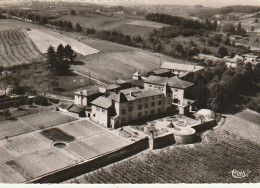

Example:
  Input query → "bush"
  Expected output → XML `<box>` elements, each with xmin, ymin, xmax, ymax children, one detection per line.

<box><xmin>218</xmin><ymin>46</ymin><xmax>228</xmax><ymax>57</ymax></box>
<box><xmin>33</xmin><ymin>96</ymin><xmax>49</xmax><ymax>106</ymax></box>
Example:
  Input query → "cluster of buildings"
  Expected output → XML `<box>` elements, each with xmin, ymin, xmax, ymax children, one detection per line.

<box><xmin>72</xmin><ymin>62</ymin><xmax>205</xmax><ymax>129</ymax></box>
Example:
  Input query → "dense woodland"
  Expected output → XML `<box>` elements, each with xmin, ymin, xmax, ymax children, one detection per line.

<box><xmin>184</xmin><ymin>62</ymin><xmax>260</xmax><ymax>112</ymax></box>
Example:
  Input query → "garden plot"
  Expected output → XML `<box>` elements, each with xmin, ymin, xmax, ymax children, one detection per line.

<box><xmin>0</xmin><ymin>29</ymin><xmax>41</xmax><ymax>67</ymax></box>
<box><xmin>68</xmin><ymin>131</ymin><xmax>130</xmax><ymax>160</ymax></box>
<box><xmin>0</xmin><ymin>132</ymin><xmax>51</xmax><ymax>163</ymax></box>
<box><xmin>0</xmin><ymin>147</ymin><xmax>81</xmax><ymax>183</ymax></box>
<box><xmin>57</xmin><ymin>120</ymin><xmax>106</xmax><ymax>140</ymax></box>
<box><xmin>127</xmin><ymin>20</ymin><xmax>170</xmax><ymax>28</ymax></box>
<box><xmin>26</xmin><ymin>29</ymin><xmax>99</xmax><ymax>56</ymax></box>
<box><xmin>0</xmin><ymin>119</ymin><xmax>34</xmax><ymax>140</ymax></box>
<box><xmin>20</xmin><ymin>111</ymin><xmax>78</xmax><ymax>130</ymax></box>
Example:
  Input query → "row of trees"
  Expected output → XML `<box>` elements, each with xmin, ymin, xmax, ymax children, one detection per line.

<box><xmin>47</xmin><ymin>44</ymin><xmax>76</xmax><ymax>75</ymax></box>
<box><xmin>184</xmin><ymin>61</ymin><xmax>260</xmax><ymax>112</ymax></box>
<box><xmin>145</xmin><ymin>13</ymin><xmax>217</xmax><ymax>30</ymax></box>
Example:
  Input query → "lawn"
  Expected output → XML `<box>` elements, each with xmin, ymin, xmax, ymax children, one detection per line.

<box><xmin>67</xmin><ymin>125</ymin><xmax>260</xmax><ymax>183</ymax></box>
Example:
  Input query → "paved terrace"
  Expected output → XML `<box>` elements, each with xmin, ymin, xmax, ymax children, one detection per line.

<box><xmin>0</xmin><ymin>111</ymin><xmax>131</xmax><ymax>183</ymax></box>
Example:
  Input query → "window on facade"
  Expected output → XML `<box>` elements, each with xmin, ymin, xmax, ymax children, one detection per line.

<box><xmin>93</xmin><ymin>114</ymin><xmax>96</xmax><ymax>117</ymax></box>
<box><xmin>138</xmin><ymin>112</ymin><xmax>142</xmax><ymax>118</ymax></box>
<box><xmin>151</xmin><ymin>102</ymin><xmax>155</xmax><ymax>107</ymax></box>
<box><xmin>129</xmin><ymin>101</ymin><xmax>132</xmax><ymax>105</ymax></box>
<box><xmin>159</xmin><ymin>95</ymin><xmax>162</xmax><ymax>98</ymax></box>
<box><xmin>128</xmin><ymin>106</ymin><xmax>133</xmax><ymax>112</ymax></box>
<box><xmin>149</xmin><ymin>85</ymin><xmax>152</xmax><ymax>87</ymax></box>
<box><xmin>145</xmin><ymin>103</ymin><xmax>149</xmax><ymax>108</ymax></box>
<box><xmin>102</xmin><ymin>109</ymin><xmax>105</xmax><ymax>113</ymax></box>
<box><xmin>158</xmin><ymin>108</ymin><xmax>161</xmax><ymax>113</ymax></box>
<box><xmin>96</xmin><ymin>107</ymin><xmax>100</xmax><ymax>111</ymax></box>
<box><xmin>174</xmin><ymin>89</ymin><xmax>178</xmax><ymax>92</ymax></box>
<box><xmin>138</xmin><ymin>105</ymin><xmax>142</xmax><ymax>110</ymax></box>
<box><xmin>173</xmin><ymin>98</ymin><xmax>179</xmax><ymax>104</ymax></box>
<box><xmin>122</xmin><ymin>109</ymin><xmax>126</xmax><ymax>115</ymax></box>
<box><xmin>152</xmin><ymin>96</ymin><xmax>155</xmax><ymax>100</ymax></box>
<box><xmin>158</xmin><ymin>101</ymin><xmax>162</xmax><ymax>105</ymax></box>
<box><xmin>145</xmin><ymin>111</ymin><xmax>148</xmax><ymax>115</ymax></box>
<box><xmin>139</xmin><ymin>99</ymin><xmax>142</xmax><ymax>103</ymax></box>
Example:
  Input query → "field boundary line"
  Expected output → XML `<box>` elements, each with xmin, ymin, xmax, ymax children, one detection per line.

<box><xmin>73</xmin><ymin>71</ymin><xmax>107</xmax><ymax>85</ymax></box>
<box><xmin>18</xmin><ymin>118</ymin><xmax>38</xmax><ymax>131</ymax></box>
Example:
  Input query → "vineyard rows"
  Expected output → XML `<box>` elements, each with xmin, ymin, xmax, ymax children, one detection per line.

<box><xmin>68</xmin><ymin>128</ymin><xmax>260</xmax><ymax>183</ymax></box>
<box><xmin>0</xmin><ymin>29</ymin><xmax>41</xmax><ymax>67</ymax></box>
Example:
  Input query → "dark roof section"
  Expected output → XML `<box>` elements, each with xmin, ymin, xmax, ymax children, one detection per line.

<box><xmin>59</xmin><ymin>102</ymin><xmax>73</xmax><ymax>109</ymax></box>
<box><xmin>114</xmin><ymin>79</ymin><xmax>129</xmax><ymax>85</ymax></box>
<box><xmin>105</xmin><ymin>83</ymin><xmax>121</xmax><ymax>91</ymax></box>
<box><xmin>145</xmin><ymin>75</ymin><xmax>194</xmax><ymax>89</ymax></box>
<box><xmin>91</xmin><ymin>96</ymin><xmax>112</xmax><ymax>109</ymax></box>
<box><xmin>68</xmin><ymin>104</ymin><xmax>85</xmax><ymax>113</ymax></box>
<box><xmin>129</xmin><ymin>79</ymin><xmax>144</xmax><ymax>88</ymax></box>
<box><xmin>161</xmin><ymin>62</ymin><xmax>204</xmax><ymax>72</ymax></box>
<box><xmin>152</xmin><ymin>68</ymin><xmax>171</xmax><ymax>75</ymax></box>
<box><xmin>75</xmin><ymin>87</ymin><xmax>100</xmax><ymax>97</ymax></box>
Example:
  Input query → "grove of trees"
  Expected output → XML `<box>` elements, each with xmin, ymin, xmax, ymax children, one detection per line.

<box><xmin>184</xmin><ymin>61</ymin><xmax>260</xmax><ymax>112</ymax></box>
<box><xmin>47</xmin><ymin>44</ymin><xmax>76</xmax><ymax>75</ymax></box>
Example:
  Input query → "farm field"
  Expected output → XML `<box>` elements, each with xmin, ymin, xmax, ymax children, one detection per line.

<box><xmin>223</xmin><ymin>112</ymin><xmax>260</xmax><ymax>145</ymax></box>
<box><xmin>0</xmin><ymin>29</ymin><xmax>42</xmax><ymax>67</ymax></box>
<box><xmin>26</xmin><ymin>29</ymin><xmax>99</xmax><ymax>56</ymax></box>
<box><xmin>127</xmin><ymin>20</ymin><xmax>170</xmax><ymax>28</ymax></box>
<box><xmin>0</xmin><ymin>19</ymin><xmax>184</xmax><ymax>83</ymax></box>
<box><xmin>55</xmin><ymin>14</ymin><xmax>155</xmax><ymax>37</ymax></box>
<box><xmin>62</xmin><ymin>31</ymin><xmax>190</xmax><ymax>81</ymax></box>
<box><xmin>67</xmin><ymin>121</ymin><xmax>260</xmax><ymax>183</ymax></box>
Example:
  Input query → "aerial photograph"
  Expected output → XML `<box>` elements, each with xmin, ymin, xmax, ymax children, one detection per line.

<box><xmin>0</xmin><ymin>0</ymin><xmax>259</xmax><ymax>185</ymax></box>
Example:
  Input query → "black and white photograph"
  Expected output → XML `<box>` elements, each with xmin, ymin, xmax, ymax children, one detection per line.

<box><xmin>0</xmin><ymin>0</ymin><xmax>259</xmax><ymax>185</ymax></box>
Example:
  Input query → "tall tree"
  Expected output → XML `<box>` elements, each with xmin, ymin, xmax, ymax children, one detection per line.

<box><xmin>64</xmin><ymin>44</ymin><xmax>76</xmax><ymax>63</ymax></box>
<box><xmin>47</xmin><ymin>45</ymin><xmax>56</xmax><ymax>73</ymax></box>
<box><xmin>237</xmin><ymin>22</ymin><xmax>242</xmax><ymax>34</ymax></box>
<box><xmin>75</xmin><ymin>23</ymin><xmax>82</xmax><ymax>32</ymax></box>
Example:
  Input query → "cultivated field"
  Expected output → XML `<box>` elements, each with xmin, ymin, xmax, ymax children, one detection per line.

<box><xmin>63</xmin><ymin>31</ymin><xmax>189</xmax><ymax>81</ymax></box>
<box><xmin>127</xmin><ymin>20</ymin><xmax>170</xmax><ymax>28</ymax></box>
<box><xmin>223</xmin><ymin>110</ymin><xmax>260</xmax><ymax>145</ymax></box>
<box><xmin>67</xmin><ymin>124</ymin><xmax>260</xmax><ymax>183</ymax></box>
<box><xmin>55</xmin><ymin>14</ymin><xmax>154</xmax><ymax>37</ymax></box>
<box><xmin>0</xmin><ymin>29</ymin><xmax>41</xmax><ymax>67</ymax></box>
<box><xmin>0</xmin><ymin>19</ymin><xmax>186</xmax><ymax>83</ymax></box>
<box><xmin>26</xmin><ymin>29</ymin><xmax>99</xmax><ymax>56</ymax></box>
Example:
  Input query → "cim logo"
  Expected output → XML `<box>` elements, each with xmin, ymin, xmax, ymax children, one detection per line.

<box><xmin>229</xmin><ymin>169</ymin><xmax>251</xmax><ymax>179</ymax></box>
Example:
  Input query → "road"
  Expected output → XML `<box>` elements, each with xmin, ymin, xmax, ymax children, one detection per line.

<box><xmin>73</xmin><ymin>70</ymin><xmax>107</xmax><ymax>86</ymax></box>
